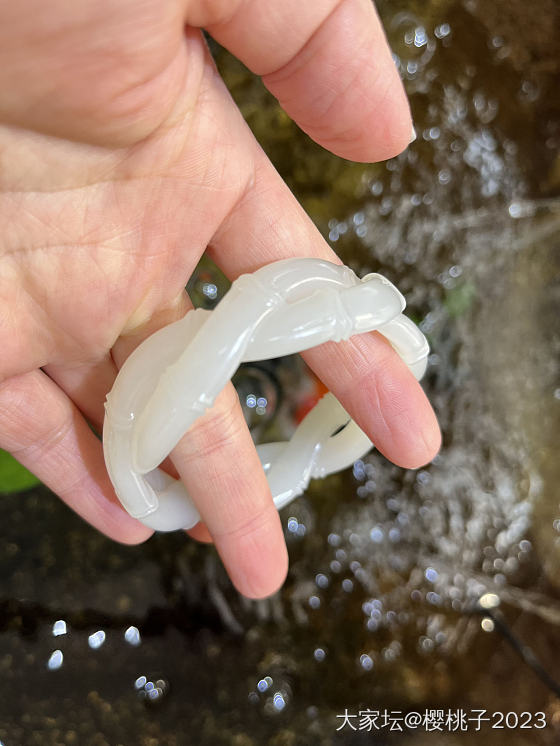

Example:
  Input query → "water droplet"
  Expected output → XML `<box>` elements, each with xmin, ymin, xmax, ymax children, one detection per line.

<box><xmin>257</xmin><ymin>677</ymin><xmax>271</xmax><ymax>692</ymax></box>
<box><xmin>52</xmin><ymin>620</ymin><xmax>67</xmax><ymax>637</ymax></box>
<box><xmin>425</xmin><ymin>567</ymin><xmax>438</xmax><ymax>583</ymax></box>
<box><xmin>314</xmin><ymin>648</ymin><xmax>326</xmax><ymax>662</ymax></box>
<box><xmin>88</xmin><ymin>630</ymin><xmax>106</xmax><ymax>650</ymax></box>
<box><xmin>287</xmin><ymin>517</ymin><xmax>298</xmax><ymax>533</ymax></box>
<box><xmin>202</xmin><ymin>283</ymin><xmax>217</xmax><ymax>300</ymax></box>
<box><xmin>315</xmin><ymin>573</ymin><xmax>329</xmax><ymax>589</ymax></box>
<box><xmin>479</xmin><ymin>593</ymin><xmax>500</xmax><ymax>609</ymax></box>
<box><xmin>481</xmin><ymin>617</ymin><xmax>495</xmax><ymax>632</ymax></box>
<box><xmin>360</xmin><ymin>654</ymin><xmax>374</xmax><ymax>671</ymax></box>
<box><xmin>47</xmin><ymin>650</ymin><xmax>63</xmax><ymax>671</ymax></box>
<box><xmin>434</xmin><ymin>23</ymin><xmax>451</xmax><ymax>39</ymax></box>
<box><xmin>124</xmin><ymin>626</ymin><xmax>141</xmax><ymax>646</ymax></box>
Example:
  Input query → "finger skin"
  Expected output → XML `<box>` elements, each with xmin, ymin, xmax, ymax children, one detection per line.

<box><xmin>171</xmin><ymin>383</ymin><xmax>289</xmax><ymax>599</ymax></box>
<box><xmin>302</xmin><ymin>337</ymin><xmax>441</xmax><ymax>469</ymax></box>
<box><xmin>43</xmin><ymin>355</ymin><xmax>118</xmax><ymax>432</ymax></box>
<box><xmin>0</xmin><ymin>369</ymin><xmax>152</xmax><ymax>544</ymax></box>
<box><xmin>44</xmin><ymin>294</ymin><xmax>195</xmax><ymax>434</ymax></box>
<box><xmin>0</xmin><ymin>0</ymin><xmax>191</xmax><ymax>146</ymax></box>
<box><xmin>187</xmin><ymin>522</ymin><xmax>213</xmax><ymax>543</ymax></box>
<box><xmin>190</xmin><ymin>0</ymin><xmax>412</xmax><ymax>161</ymax></box>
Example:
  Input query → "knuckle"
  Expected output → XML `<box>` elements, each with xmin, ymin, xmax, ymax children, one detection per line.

<box><xmin>0</xmin><ymin>376</ymin><xmax>35</xmax><ymax>450</ymax></box>
<box><xmin>212</xmin><ymin>500</ymin><xmax>276</xmax><ymax>543</ymax></box>
<box><xmin>14</xmin><ymin>414</ymin><xmax>73</xmax><ymax>459</ymax></box>
<box><xmin>338</xmin><ymin>338</ymin><xmax>395</xmax><ymax>401</ymax></box>
<box><xmin>0</xmin><ymin>373</ymin><xmax>71</xmax><ymax>454</ymax></box>
<box><xmin>0</xmin><ymin>374</ymin><xmax>27</xmax><ymax>420</ymax></box>
<box><xmin>184</xmin><ymin>384</ymin><xmax>245</xmax><ymax>461</ymax></box>
<box><xmin>190</xmin><ymin>0</ymin><xmax>244</xmax><ymax>27</ymax></box>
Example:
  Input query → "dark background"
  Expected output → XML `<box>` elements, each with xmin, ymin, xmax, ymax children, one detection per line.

<box><xmin>1</xmin><ymin>0</ymin><xmax>559</xmax><ymax>743</ymax></box>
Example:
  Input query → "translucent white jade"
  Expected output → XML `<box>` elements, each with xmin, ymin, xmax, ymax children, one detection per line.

<box><xmin>102</xmin><ymin>258</ymin><xmax>429</xmax><ymax>532</ymax></box>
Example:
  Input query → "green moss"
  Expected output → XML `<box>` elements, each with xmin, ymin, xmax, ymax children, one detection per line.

<box><xmin>0</xmin><ymin>449</ymin><xmax>40</xmax><ymax>493</ymax></box>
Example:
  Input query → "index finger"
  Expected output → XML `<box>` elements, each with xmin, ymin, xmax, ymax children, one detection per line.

<box><xmin>187</xmin><ymin>0</ymin><xmax>413</xmax><ymax>161</ymax></box>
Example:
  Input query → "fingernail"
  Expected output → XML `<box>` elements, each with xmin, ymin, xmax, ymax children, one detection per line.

<box><xmin>409</xmin><ymin>125</ymin><xmax>417</xmax><ymax>144</ymax></box>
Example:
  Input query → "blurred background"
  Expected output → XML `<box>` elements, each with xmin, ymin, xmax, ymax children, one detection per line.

<box><xmin>1</xmin><ymin>0</ymin><xmax>559</xmax><ymax>743</ymax></box>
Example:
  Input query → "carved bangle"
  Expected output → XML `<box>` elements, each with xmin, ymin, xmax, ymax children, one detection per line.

<box><xmin>102</xmin><ymin>258</ymin><xmax>429</xmax><ymax>532</ymax></box>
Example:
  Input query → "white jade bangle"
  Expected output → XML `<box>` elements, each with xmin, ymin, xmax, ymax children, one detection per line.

<box><xmin>102</xmin><ymin>258</ymin><xmax>429</xmax><ymax>532</ymax></box>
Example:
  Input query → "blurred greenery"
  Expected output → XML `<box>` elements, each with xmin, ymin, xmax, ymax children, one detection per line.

<box><xmin>0</xmin><ymin>449</ymin><xmax>40</xmax><ymax>493</ymax></box>
<box><xmin>445</xmin><ymin>281</ymin><xmax>477</xmax><ymax>318</ymax></box>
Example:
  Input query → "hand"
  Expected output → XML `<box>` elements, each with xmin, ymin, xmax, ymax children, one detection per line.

<box><xmin>0</xmin><ymin>0</ymin><xmax>440</xmax><ymax>598</ymax></box>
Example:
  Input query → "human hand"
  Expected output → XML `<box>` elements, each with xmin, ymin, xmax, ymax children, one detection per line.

<box><xmin>0</xmin><ymin>0</ymin><xmax>440</xmax><ymax>598</ymax></box>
